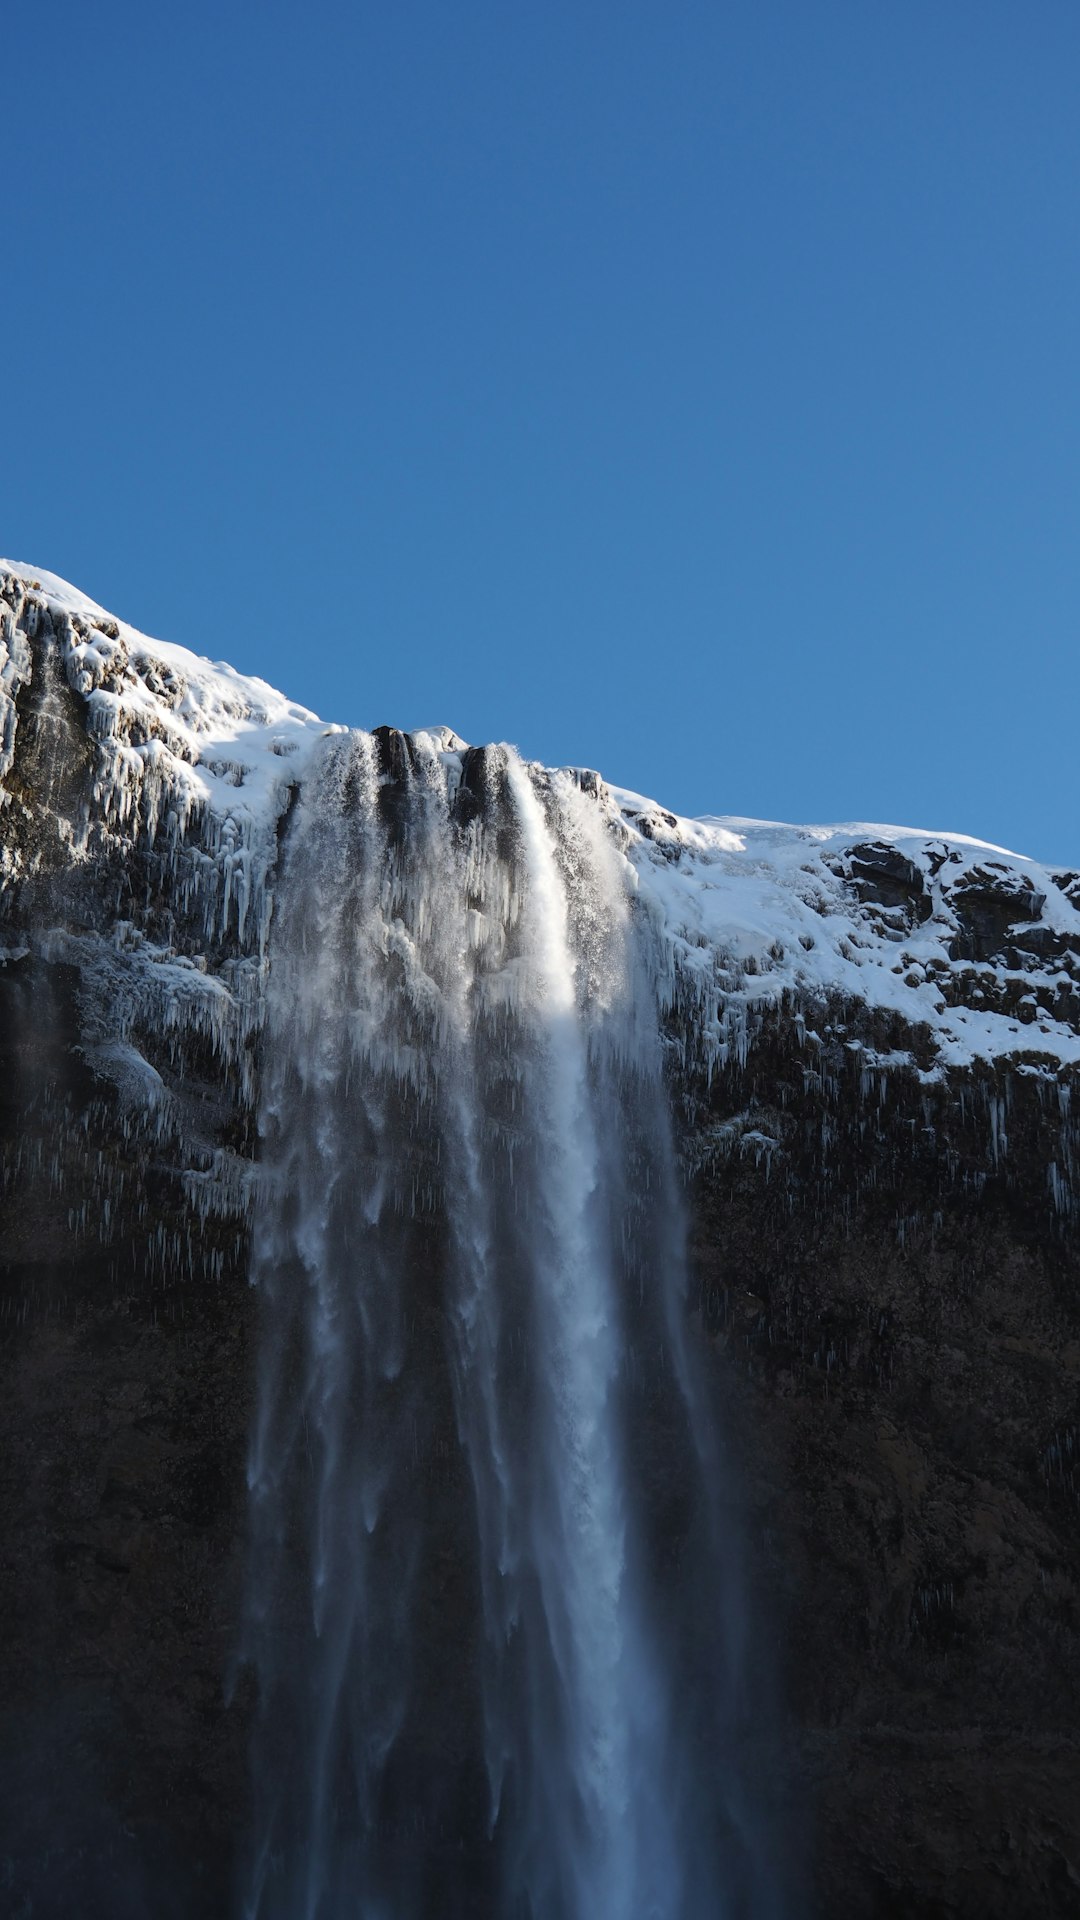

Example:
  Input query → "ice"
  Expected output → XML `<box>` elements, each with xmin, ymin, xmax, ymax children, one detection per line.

<box><xmin>5</xmin><ymin>558</ymin><xmax>1079</xmax><ymax>1114</ymax></box>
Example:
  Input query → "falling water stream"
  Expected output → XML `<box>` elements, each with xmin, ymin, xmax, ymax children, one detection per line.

<box><xmin>240</xmin><ymin>729</ymin><xmax>787</xmax><ymax>1920</ymax></box>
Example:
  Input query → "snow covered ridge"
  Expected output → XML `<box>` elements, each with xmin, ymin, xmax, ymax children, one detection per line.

<box><xmin>0</xmin><ymin>562</ymin><xmax>330</xmax><ymax>936</ymax></box>
<box><xmin>615</xmin><ymin>799</ymin><xmax>1080</xmax><ymax>1076</ymax></box>
<box><xmin>3</xmin><ymin>560</ymin><xmax>1080</xmax><ymax>1080</ymax></box>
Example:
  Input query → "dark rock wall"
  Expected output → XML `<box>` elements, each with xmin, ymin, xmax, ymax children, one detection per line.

<box><xmin>1</xmin><ymin>578</ymin><xmax>258</xmax><ymax>1917</ymax></box>
<box><xmin>0</xmin><ymin>952</ymin><xmax>254</xmax><ymax>1918</ymax></box>
<box><xmin>2</xmin><ymin>575</ymin><xmax>1078</xmax><ymax>1916</ymax></box>
<box><xmin>685</xmin><ymin>1017</ymin><xmax>1080</xmax><ymax>1917</ymax></box>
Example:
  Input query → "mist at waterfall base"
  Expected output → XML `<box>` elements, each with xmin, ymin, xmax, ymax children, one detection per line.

<box><xmin>238</xmin><ymin>728</ymin><xmax>791</xmax><ymax>1920</ymax></box>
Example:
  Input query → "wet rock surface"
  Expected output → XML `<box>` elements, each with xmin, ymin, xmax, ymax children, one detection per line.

<box><xmin>2</xmin><ymin>573</ymin><xmax>1079</xmax><ymax>1916</ymax></box>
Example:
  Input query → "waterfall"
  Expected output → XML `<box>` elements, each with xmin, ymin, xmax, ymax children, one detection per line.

<box><xmin>240</xmin><ymin>728</ymin><xmax>788</xmax><ymax>1920</ymax></box>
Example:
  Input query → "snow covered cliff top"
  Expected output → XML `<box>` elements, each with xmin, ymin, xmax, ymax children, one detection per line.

<box><xmin>4</xmin><ymin>560</ymin><xmax>1080</xmax><ymax>1075</ymax></box>
<box><xmin>1</xmin><ymin>562</ymin><xmax>331</xmax><ymax>822</ymax></box>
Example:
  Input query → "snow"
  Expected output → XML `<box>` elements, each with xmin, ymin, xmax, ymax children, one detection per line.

<box><xmin>2</xmin><ymin>559</ymin><xmax>333</xmax><ymax>830</ymax></box>
<box><xmin>1</xmin><ymin>559</ymin><xmax>344</xmax><ymax>951</ymax></box>
<box><xmin>5</xmin><ymin>559</ymin><xmax>1080</xmax><ymax>1079</ymax></box>
<box><xmin>612</xmin><ymin>795</ymin><xmax>1080</xmax><ymax>1075</ymax></box>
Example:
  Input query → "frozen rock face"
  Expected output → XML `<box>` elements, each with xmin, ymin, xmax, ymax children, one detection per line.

<box><xmin>1</xmin><ymin>563</ymin><xmax>1079</xmax><ymax>1917</ymax></box>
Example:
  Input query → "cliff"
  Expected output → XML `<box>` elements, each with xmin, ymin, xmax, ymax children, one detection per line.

<box><xmin>1</xmin><ymin>563</ymin><xmax>1078</xmax><ymax>1916</ymax></box>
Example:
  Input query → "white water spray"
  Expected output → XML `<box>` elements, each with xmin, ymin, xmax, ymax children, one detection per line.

<box><xmin>240</xmin><ymin>729</ymin><xmax>788</xmax><ymax>1920</ymax></box>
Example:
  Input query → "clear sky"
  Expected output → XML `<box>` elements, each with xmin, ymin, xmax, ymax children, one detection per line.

<box><xmin>5</xmin><ymin>1</ymin><xmax>1079</xmax><ymax>862</ymax></box>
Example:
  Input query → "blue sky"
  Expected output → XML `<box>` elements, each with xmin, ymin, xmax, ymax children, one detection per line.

<box><xmin>5</xmin><ymin>1</ymin><xmax>1079</xmax><ymax>861</ymax></box>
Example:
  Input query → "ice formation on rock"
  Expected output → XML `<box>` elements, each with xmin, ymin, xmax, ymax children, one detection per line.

<box><xmin>5</xmin><ymin>558</ymin><xmax>1079</xmax><ymax>1097</ymax></box>
<box><xmin>3</xmin><ymin>564</ymin><xmax>1080</xmax><ymax>1920</ymax></box>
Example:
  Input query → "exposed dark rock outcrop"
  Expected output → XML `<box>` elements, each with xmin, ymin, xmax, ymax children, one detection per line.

<box><xmin>1</xmin><ymin>569</ymin><xmax>1078</xmax><ymax>1916</ymax></box>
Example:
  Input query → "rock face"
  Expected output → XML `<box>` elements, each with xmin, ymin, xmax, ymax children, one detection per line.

<box><xmin>685</xmin><ymin>1028</ymin><xmax>1080</xmax><ymax>1917</ymax></box>
<box><xmin>1</xmin><ymin>565</ymin><xmax>1078</xmax><ymax>1917</ymax></box>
